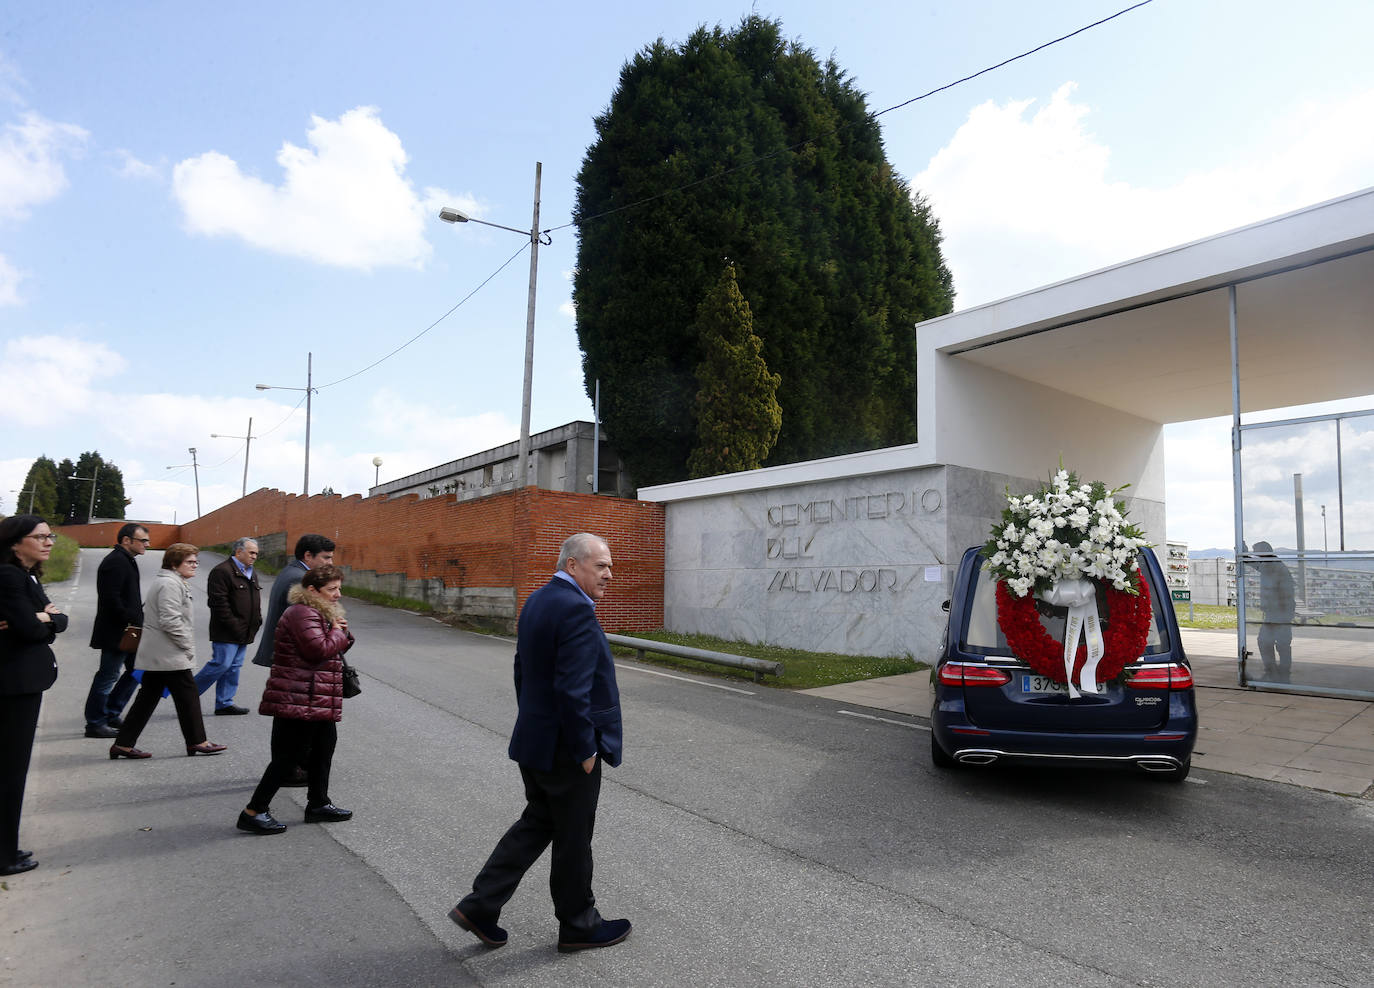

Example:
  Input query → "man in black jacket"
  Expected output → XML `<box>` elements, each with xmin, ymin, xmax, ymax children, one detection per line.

<box><xmin>83</xmin><ymin>524</ymin><xmax>149</xmax><ymax>738</ymax></box>
<box><xmin>194</xmin><ymin>537</ymin><xmax>262</xmax><ymax>715</ymax></box>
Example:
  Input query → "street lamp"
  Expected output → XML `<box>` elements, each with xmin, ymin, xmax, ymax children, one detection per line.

<box><xmin>211</xmin><ymin>417</ymin><xmax>254</xmax><ymax>498</ymax></box>
<box><xmin>11</xmin><ymin>489</ymin><xmax>35</xmax><ymax>513</ymax></box>
<box><xmin>439</xmin><ymin>160</ymin><xmax>544</xmax><ymax>489</ymax></box>
<box><xmin>166</xmin><ymin>447</ymin><xmax>201</xmax><ymax>518</ymax></box>
<box><xmin>1321</xmin><ymin>504</ymin><xmax>1328</xmax><ymax>563</ymax></box>
<box><xmin>372</xmin><ymin>455</ymin><xmax>383</xmax><ymax>487</ymax></box>
<box><xmin>68</xmin><ymin>464</ymin><xmax>100</xmax><ymax>523</ymax></box>
<box><xmin>257</xmin><ymin>353</ymin><xmax>316</xmax><ymax>496</ymax></box>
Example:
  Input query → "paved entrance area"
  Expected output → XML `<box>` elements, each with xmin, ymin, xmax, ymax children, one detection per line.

<box><xmin>803</xmin><ymin>628</ymin><xmax>1374</xmax><ymax>798</ymax></box>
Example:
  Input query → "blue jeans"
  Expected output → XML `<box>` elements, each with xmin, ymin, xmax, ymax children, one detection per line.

<box><xmin>84</xmin><ymin>648</ymin><xmax>138</xmax><ymax>729</ymax></box>
<box><xmin>194</xmin><ymin>641</ymin><xmax>248</xmax><ymax>709</ymax></box>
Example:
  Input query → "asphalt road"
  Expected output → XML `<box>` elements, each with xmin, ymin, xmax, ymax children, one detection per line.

<box><xmin>3</xmin><ymin>549</ymin><xmax>1372</xmax><ymax>987</ymax></box>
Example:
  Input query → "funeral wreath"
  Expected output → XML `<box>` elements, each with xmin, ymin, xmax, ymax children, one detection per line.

<box><xmin>983</xmin><ymin>469</ymin><xmax>1154</xmax><ymax>697</ymax></box>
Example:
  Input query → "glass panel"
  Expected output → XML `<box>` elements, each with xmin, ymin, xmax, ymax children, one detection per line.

<box><xmin>1340</xmin><ymin>413</ymin><xmax>1374</xmax><ymax>552</ymax></box>
<box><xmin>1239</xmin><ymin>418</ymin><xmax>1338</xmax><ymax>554</ymax></box>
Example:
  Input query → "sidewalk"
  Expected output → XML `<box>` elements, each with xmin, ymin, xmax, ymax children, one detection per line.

<box><xmin>803</xmin><ymin>628</ymin><xmax>1374</xmax><ymax>798</ymax></box>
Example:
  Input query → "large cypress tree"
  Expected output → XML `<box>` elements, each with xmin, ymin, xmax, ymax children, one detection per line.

<box><xmin>573</xmin><ymin>15</ymin><xmax>953</xmax><ymax>488</ymax></box>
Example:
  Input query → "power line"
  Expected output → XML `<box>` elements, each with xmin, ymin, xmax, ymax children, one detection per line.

<box><xmin>317</xmin><ymin>241</ymin><xmax>530</xmax><ymax>391</ymax></box>
<box><xmin>255</xmin><ymin>392</ymin><xmax>309</xmax><ymax>438</ymax></box>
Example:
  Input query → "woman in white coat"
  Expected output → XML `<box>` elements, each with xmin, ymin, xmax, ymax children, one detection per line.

<box><xmin>110</xmin><ymin>544</ymin><xmax>226</xmax><ymax>759</ymax></box>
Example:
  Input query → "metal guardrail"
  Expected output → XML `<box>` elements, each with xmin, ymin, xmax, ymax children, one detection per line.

<box><xmin>606</xmin><ymin>634</ymin><xmax>783</xmax><ymax>683</ymax></box>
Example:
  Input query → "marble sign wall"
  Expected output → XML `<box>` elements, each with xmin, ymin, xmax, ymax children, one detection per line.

<box><xmin>661</xmin><ymin>462</ymin><xmax>1165</xmax><ymax>661</ymax></box>
<box><xmin>664</xmin><ymin>465</ymin><xmax>950</xmax><ymax>658</ymax></box>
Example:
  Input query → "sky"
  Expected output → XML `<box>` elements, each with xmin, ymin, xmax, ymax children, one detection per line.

<box><xmin>2</xmin><ymin>0</ymin><xmax>1372</xmax><ymax>548</ymax></box>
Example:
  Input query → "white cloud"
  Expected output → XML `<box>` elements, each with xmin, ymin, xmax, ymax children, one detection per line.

<box><xmin>0</xmin><ymin>334</ymin><xmax>126</xmax><ymax>426</ymax></box>
<box><xmin>172</xmin><ymin>106</ymin><xmax>433</xmax><ymax>270</ymax></box>
<box><xmin>559</xmin><ymin>268</ymin><xmax>575</xmax><ymax>318</ymax></box>
<box><xmin>112</xmin><ymin>148</ymin><xmax>159</xmax><ymax>180</ymax></box>
<box><xmin>917</xmin><ymin>84</ymin><xmax>1374</xmax><ymax>308</ymax></box>
<box><xmin>0</xmin><ymin>110</ymin><xmax>88</xmax><ymax>222</ymax></box>
<box><xmin>0</xmin><ymin>253</ymin><xmax>23</xmax><ymax>305</ymax></box>
<box><xmin>421</xmin><ymin>185</ymin><xmax>481</xmax><ymax>220</ymax></box>
<box><xmin>364</xmin><ymin>388</ymin><xmax>514</xmax><ymax>455</ymax></box>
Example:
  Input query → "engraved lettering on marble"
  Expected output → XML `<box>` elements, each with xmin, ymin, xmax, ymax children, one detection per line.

<box><xmin>767</xmin><ymin>568</ymin><xmax>904</xmax><ymax>593</ymax></box>
<box><xmin>766</xmin><ymin>490</ymin><xmax>941</xmax><ymax>528</ymax></box>
<box><xmin>765</xmin><ymin>535</ymin><xmax>816</xmax><ymax>560</ymax></box>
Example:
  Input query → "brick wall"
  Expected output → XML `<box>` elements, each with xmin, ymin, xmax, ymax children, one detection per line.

<box><xmin>62</xmin><ymin>489</ymin><xmax>665</xmax><ymax>633</ymax></box>
<box><xmin>55</xmin><ymin>521</ymin><xmax>184</xmax><ymax>550</ymax></box>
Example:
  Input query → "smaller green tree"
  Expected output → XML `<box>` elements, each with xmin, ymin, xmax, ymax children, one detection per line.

<box><xmin>687</xmin><ymin>265</ymin><xmax>783</xmax><ymax>478</ymax></box>
<box><xmin>68</xmin><ymin>451</ymin><xmax>127</xmax><ymax>523</ymax></box>
<box><xmin>20</xmin><ymin>457</ymin><xmax>61</xmax><ymax>522</ymax></box>
<box><xmin>95</xmin><ymin>460</ymin><xmax>127</xmax><ymax>521</ymax></box>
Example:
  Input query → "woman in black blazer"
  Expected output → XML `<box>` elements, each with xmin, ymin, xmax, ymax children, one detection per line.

<box><xmin>0</xmin><ymin>515</ymin><xmax>66</xmax><ymax>876</ymax></box>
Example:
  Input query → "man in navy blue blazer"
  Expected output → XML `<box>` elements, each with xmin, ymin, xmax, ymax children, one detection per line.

<box><xmin>449</xmin><ymin>533</ymin><xmax>631</xmax><ymax>953</ymax></box>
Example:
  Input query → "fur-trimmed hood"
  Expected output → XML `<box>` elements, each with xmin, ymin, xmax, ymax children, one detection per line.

<box><xmin>287</xmin><ymin>583</ymin><xmax>346</xmax><ymax>626</ymax></box>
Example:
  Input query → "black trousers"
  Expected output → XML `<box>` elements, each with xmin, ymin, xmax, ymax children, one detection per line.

<box><xmin>0</xmin><ymin>692</ymin><xmax>43</xmax><ymax>866</ymax></box>
<box><xmin>459</xmin><ymin>758</ymin><xmax>602</xmax><ymax>935</ymax></box>
<box><xmin>248</xmin><ymin>718</ymin><xmax>337</xmax><ymax>812</ymax></box>
<box><xmin>114</xmin><ymin>669</ymin><xmax>206</xmax><ymax>750</ymax></box>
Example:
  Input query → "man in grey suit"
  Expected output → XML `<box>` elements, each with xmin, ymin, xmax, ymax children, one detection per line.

<box><xmin>448</xmin><ymin>532</ymin><xmax>630</xmax><ymax>953</ymax></box>
<box><xmin>252</xmin><ymin>533</ymin><xmax>334</xmax><ymax>668</ymax></box>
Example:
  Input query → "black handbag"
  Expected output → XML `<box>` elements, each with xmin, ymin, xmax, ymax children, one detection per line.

<box><xmin>340</xmin><ymin>658</ymin><xmax>362</xmax><ymax>698</ymax></box>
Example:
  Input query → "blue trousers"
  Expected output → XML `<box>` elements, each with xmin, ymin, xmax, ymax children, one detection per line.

<box><xmin>84</xmin><ymin>648</ymin><xmax>138</xmax><ymax>729</ymax></box>
<box><xmin>194</xmin><ymin>641</ymin><xmax>247</xmax><ymax>709</ymax></box>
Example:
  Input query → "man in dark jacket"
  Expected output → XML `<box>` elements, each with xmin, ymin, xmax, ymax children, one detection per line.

<box><xmin>194</xmin><ymin>537</ymin><xmax>261</xmax><ymax>715</ymax></box>
<box><xmin>1252</xmin><ymin>541</ymin><xmax>1296</xmax><ymax>683</ymax></box>
<box><xmin>448</xmin><ymin>533</ymin><xmax>630</xmax><ymax>954</ymax></box>
<box><xmin>83</xmin><ymin>524</ymin><xmax>149</xmax><ymax>738</ymax></box>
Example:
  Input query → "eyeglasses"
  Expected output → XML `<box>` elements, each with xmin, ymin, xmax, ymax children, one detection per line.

<box><xmin>28</xmin><ymin>533</ymin><xmax>57</xmax><ymax>543</ymax></box>
<box><xmin>183</xmin><ymin>559</ymin><xmax>200</xmax><ymax>566</ymax></box>
<box><xmin>134</xmin><ymin>538</ymin><xmax>152</xmax><ymax>544</ymax></box>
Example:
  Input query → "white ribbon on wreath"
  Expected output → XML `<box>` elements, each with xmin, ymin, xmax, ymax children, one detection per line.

<box><xmin>1036</xmin><ymin>578</ymin><xmax>1104</xmax><ymax>698</ymax></box>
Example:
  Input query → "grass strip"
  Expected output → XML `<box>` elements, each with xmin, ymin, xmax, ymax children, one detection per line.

<box><xmin>607</xmin><ymin>629</ymin><xmax>924</xmax><ymax>690</ymax></box>
<box><xmin>43</xmin><ymin>534</ymin><xmax>80</xmax><ymax>583</ymax></box>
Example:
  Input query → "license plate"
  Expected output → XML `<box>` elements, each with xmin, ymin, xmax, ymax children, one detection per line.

<box><xmin>1022</xmin><ymin>675</ymin><xmax>1071</xmax><ymax>694</ymax></box>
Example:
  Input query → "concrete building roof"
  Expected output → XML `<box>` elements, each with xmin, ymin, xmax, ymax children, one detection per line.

<box><xmin>919</xmin><ymin>186</ymin><xmax>1374</xmax><ymax>424</ymax></box>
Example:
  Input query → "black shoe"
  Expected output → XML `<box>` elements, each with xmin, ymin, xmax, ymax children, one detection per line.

<box><xmin>448</xmin><ymin>906</ymin><xmax>508</xmax><ymax>947</ymax></box>
<box><xmin>282</xmin><ymin>767</ymin><xmax>309</xmax><ymax>787</ymax></box>
<box><xmin>214</xmin><ymin>705</ymin><xmax>249</xmax><ymax>715</ymax></box>
<box><xmin>85</xmin><ymin>724</ymin><xmax>119</xmax><ymax>738</ymax></box>
<box><xmin>304</xmin><ymin>803</ymin><xmax>352</xmax><ymax>823</ymax></box>
<box><xmin>106</xmin><ymin>716</ymin><xmax>123</xmax><ymax>729</ymax></box>
<box><xmin>16</xmin><ymin>849</ymin><xmax>32</xmax><ymax>861</ymax></box>
<box><xmin>0</xmin><ymin>858</ymin><xmax>39</xmax><ymax>876</ymax></box>
<box><xmin>236</xmin><ymin>810</ymin><xmax>287</xmax><ymax>835</ymax></box>
<box><xmin>557</xmin><ymin>918</ymin><xmax>632</xmax><ymax>953</ymax></box>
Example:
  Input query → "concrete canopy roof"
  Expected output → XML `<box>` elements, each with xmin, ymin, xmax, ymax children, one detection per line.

<box><xmin>919</xmin><ymin>187</ymin><xmax>1374</xmax><ymax>424</ymax></box>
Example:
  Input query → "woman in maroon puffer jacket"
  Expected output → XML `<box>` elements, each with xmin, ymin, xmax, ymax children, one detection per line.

<box><xmin>236</xmin><ymin>564</ymin><xmax>354</xmax><ymax>835</ymax></box>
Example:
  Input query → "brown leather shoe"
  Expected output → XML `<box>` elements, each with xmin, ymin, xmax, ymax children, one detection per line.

<box><xmin>109</xmin><ymin>744</ymin><xmax>152</xmax><ymax>759</ymax></box>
